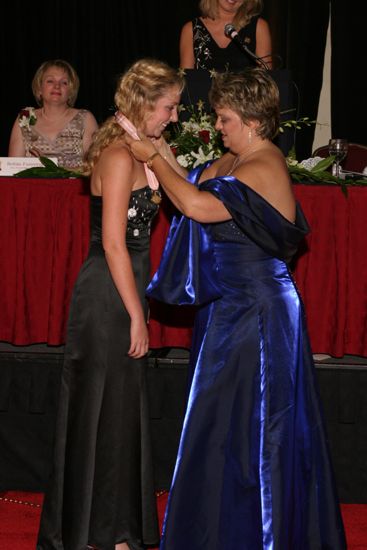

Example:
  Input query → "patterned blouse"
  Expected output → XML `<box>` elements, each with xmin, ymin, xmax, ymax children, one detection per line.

<box><xmin>19</xmin><ymin>109</ymin><xmax>92</xmax><ymax>170</ymax></box>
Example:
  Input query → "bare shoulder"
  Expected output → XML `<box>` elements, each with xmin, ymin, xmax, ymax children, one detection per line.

<box><xmin>80</xmin><ymin>109</ymin><xmax>97</xmax><ymax>126</ymax></box>
<box><xmin>256</xmin><ymin>17</ymin><xmax>270</xmax><ymax>33</ymax></box>
<box><xmin>180</xmin><ymin>21</ymin><xmax>194</xmax><ymax>44</ymax></box>
<box><xmin>236</xmin><ymin>147</ymin><xmax>296</xmax><ymax>222</ymax></box>
<box><xmin>91</xmin><ymin>142</ymin><xmax>134</xmax><ymax>196</ymax></box>
<box><xmin>99</xmin><ymin>142</ymin><xmax>133</xmax><ymax>172</ymax></box>
<box><xmin>180</xmin><ymin>20</ymin><xmax>195</xmax><ymax>68</ymax></box>
<box><xmin>180</xmin><ymin>20</ymin><xmax>193</xmax><ymax>38</ymax></box>
<box><xmin>239</xmin><ymin>147</ymin><xmax>291</xmax><ymax>192</ymax></box>
<box><xmin>83</xmin><ymin>109</ymin><xmax>97</xmax><ymax>121</ymax></box>
<box><xmin>94</xmin><ymin>143</ymin><xmax>133</xmax><ymax>181</ymax></box>
<box><xmin>10</xmin><ymin>116</ymin><xmax>21</xmax><ymax>133</ymax></box>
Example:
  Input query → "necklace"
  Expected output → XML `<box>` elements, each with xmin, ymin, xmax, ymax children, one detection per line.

<box><xmin>226</xmin><ymin>143</ymin><xmax>268</xmax><ymax>176</ymax></box>
<box><xmin>226</xmin><ymin>154</ymin><xmax>244</xmax><ymax>176</ymax></box>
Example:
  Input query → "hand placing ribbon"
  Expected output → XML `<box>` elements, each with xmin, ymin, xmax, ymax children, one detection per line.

<box><xmin>115</xmin><ymin>111</ymin><xmax>159</xmax><ymax>191</ymax></box>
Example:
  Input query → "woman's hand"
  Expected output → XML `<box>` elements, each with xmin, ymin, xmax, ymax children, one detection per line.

<box><xmin>151</xmin><ymin>134</ymin><xmax>170</xmax><ymax>155</ymax></box>
<box><xmin>126</xmin><ymin>133</ymin><xmax>188</xmax><ymax>177</ymax></box>
<box><xmin>128</xmin><ymin>316</ymin><xmax>149</xmax><ymax>358</ymax></box>
<box><xmin>125</xmin><ymin>134</ymin><xmax>158</xmax><ymax>163</ymax></box>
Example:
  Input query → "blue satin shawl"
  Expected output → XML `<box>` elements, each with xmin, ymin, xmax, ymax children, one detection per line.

<box><xmin>147</xmin><ymin>163</ymin><xmax>309</xmax><ymax>306</ymax></box>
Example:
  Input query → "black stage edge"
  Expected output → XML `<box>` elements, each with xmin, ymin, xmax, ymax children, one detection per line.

<box><xmin>0</xmin><ymin>347</ymin><xmax>366</xmax><ymax>503</ymax></box>
<box><xmin>314</xmin><ymin>354</ymin><xmax>367</xmax><ymax>503</ymax></box>
<box><xmin>0</xmin><ymin>347</ymin><xmax>189</xmax><ymax>494</ymax></box>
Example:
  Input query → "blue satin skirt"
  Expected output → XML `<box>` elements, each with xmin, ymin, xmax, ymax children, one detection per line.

<box><xmin>160</xmin><ymin>240</ymin><xmax>346</xmax><ymax>549</ymax></box>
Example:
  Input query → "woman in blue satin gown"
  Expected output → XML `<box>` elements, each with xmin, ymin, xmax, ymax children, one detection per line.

<box><xmin>127</xmin><ymin>68</ymin><xmax>347</xmax><ymax>549</ymax></box>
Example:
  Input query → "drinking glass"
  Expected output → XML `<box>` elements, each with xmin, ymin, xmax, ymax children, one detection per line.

<box><xmin>328</xmin><ymin>138</ymin><xmax>348</xmax><ymax>177</ymax></box>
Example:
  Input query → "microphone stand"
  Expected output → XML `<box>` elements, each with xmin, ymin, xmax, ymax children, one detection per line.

<box><xmin>224</xmin><ymin>24</ymin><xmax>270</xmax><ymax>70</ymax></box>
<box><xmin>238</xmin><ymin>44</ymin><xmax>270</xmax><ymax>71</ymax></box>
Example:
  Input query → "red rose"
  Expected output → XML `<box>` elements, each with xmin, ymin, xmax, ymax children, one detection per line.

<box><xmin>170</xmin><ymin>146</ymin><xmax>178</xmax><ymax>156</ymax></box>
<box><xmin>19</xmin><ymin>109</ymin><xmax>30</xmax><ymax>118</ymax></box>
<box><xmin>199</xmin><ymin>130</ymin><xmax>210</xmax><ymax>144</ymax></box>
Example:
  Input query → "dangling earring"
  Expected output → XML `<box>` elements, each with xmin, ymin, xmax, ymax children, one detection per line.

<box><xmin>248</xmin><ymin>128</ymin><xmax>252</xmax><ymax>144</ymax></box>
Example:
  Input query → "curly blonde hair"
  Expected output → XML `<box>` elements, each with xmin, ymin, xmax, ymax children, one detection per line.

<box><xmin>32</xmin><ymin>59</ymin><xmax>80</xmax><ymax>107</ymax></box>
<box><xmin>199</xmin><ymin>0</ymin><xmax>263</xmax><ymax>28</ymax></box>
<box><xmin>209</xmin><ymin>68</ymin><xmax>280</xmax><ymax>140</ymax></box>
<box><xmin>85</xmin><ymin>58</ymin><xmax>185</xmax><ymax>174</ymax></box>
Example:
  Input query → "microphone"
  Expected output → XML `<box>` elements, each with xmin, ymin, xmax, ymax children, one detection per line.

<box><xmin>224</xmin><ymin>23</ymin><xmax>269</xmax><ymax>70</ymax></box>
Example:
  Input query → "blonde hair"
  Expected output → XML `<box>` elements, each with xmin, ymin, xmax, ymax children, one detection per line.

<box><xmin>32</xmin><ymin>59</ymin><xmax>80</xmax><ymax>107</ymax></box>
<box><xmin>199</xmin><ymin>0</ymin><xmax>263</xmax><ymax>28</ymax></box>
<box><xmin>209</xmin><ymin>68</ymin><xmax>280</xmax><ymax>140</ymax></box>
<box><xmin>85</xmin><ymin>58</ymin><xmax>184</xmax><ymax>174</ymax></box>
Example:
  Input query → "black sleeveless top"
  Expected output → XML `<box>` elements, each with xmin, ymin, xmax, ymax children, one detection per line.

<box><xmin>193</xmin><ymin>16</ymin><xmax>258</xmax><ymax>71</ymax></box>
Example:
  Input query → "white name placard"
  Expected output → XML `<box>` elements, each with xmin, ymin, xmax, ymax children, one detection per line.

<box><xmin>0</xmin><ymin>157</ymin><xmax>58</xmax><ymax>176</ymax></box>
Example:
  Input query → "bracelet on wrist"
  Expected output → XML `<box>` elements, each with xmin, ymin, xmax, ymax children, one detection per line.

<box><xmin>146</xmin><ymin>151</ymin><xmax>160</xmax><ymax>169</ymax></box>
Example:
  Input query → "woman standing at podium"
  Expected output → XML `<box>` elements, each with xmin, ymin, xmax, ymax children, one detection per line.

<box><xmin>180</xmin><ymin>0</ymin><xmax>272</xmax><ymax>71</ymax></box>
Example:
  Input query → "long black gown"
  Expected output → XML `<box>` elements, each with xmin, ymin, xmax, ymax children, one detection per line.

<box><xmin>37</xmin><ymin>187</ymin><xmax>160</xmax><ymax>550</ymax></box>
<box><xmin>147</xmin><ymin>165</ymin><xmax>347</xmax><ymax>550</ymax></box>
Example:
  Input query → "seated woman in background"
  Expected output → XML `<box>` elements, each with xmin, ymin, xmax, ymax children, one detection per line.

<box><xmin>8</xmin><ymin>59</ymin><xmax>98</xmax><ymax>171</ymax></box>
<box><xmin>180</xmin><ymin>0</ymin><xmax>272</xmax><ymax>70</ymax></box>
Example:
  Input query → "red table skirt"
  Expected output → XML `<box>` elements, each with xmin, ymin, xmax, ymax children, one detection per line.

<box><xmin>1</xmin><ymin>177</ymin><xmax>366</xmax><ymax>357</ymax></box>
<box><xmin>292</xmin><ymin>184</ymin><xmax>367</xmax><ymax>357</ymax></box>
<box><xmin>0</xmin><ymin>178</ymin><xmax>91</xmax><ymax>345</ymax></box>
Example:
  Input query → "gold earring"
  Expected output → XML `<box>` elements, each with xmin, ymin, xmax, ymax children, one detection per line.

<box><xmin>248</xmin><ymin>128</ymin><xmax>252</xmax><ymax>144</ymax></box>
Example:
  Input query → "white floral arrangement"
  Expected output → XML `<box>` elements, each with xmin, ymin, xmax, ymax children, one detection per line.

<box><xmin>167</xmin><ymin>101</ymin><xmax>223</xmax><ymax>170</ymax></box>
<box><xmin>167</xmin><ymin>101</ymin><xmax>367</xmax><ymax>189</ymax></box>
<box><xmin>167</xmin><ymin>101</ymin><xmax>318</xmax><ymax>171</ymax></box>
<box><xmin>18</xmin><ymin>107</ymin><xmax>37</xmax><ymax>130</ymax></box>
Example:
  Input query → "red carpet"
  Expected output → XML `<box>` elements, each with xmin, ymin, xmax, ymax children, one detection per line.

<box><xmin>0</xmin><ymin>491</ymin><xmax>366</xmax><ymax>549</ymax></box>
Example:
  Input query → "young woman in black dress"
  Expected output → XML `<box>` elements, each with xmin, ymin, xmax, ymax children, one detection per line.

<box><xmin>37</xmin><ymin>58</ymin><xmax>184</xmax><ymax>550</ymax></box>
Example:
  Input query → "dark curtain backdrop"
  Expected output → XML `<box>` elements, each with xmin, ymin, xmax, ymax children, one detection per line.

<box><xmin>266</xmin><ymin>0</ymin><xmax>367</xmax><ymax>159</ymax></box>
<box><xmin>330</xmin><ymin>2</ymin><xmax>366</xmax><ymax>145</ymax></box>
<box><xmin>0</xmin><ymin>0</ymin><xmax>365</xmax><ymax>159</ymax></box>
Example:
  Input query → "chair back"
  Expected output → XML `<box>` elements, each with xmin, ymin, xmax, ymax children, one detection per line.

<box><xmin>313</xmin><ymin>143</ymin><xmax>367</xmax><ymax>173</ymax></box>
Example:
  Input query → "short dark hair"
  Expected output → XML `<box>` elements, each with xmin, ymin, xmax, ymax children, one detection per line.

<box><xmin>209</xmin><ymin>68</ymin><xmax>280</xmax><ymax>139</ymax></box>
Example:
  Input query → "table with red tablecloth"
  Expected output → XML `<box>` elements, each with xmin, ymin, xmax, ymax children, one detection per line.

<box><xmin>0</xmin><ymin>177</ymin><xmax>90</xmax><ymax>345</ymax></box>
<box><xmin>292</xmin><ymin>184</ymin><xmax>367</xmax><ymax>357</ymax></box>
<box><xmin>1</xmin><ymin>177</ymin><xmax>366</xmax><ymax>357</ymax></box>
